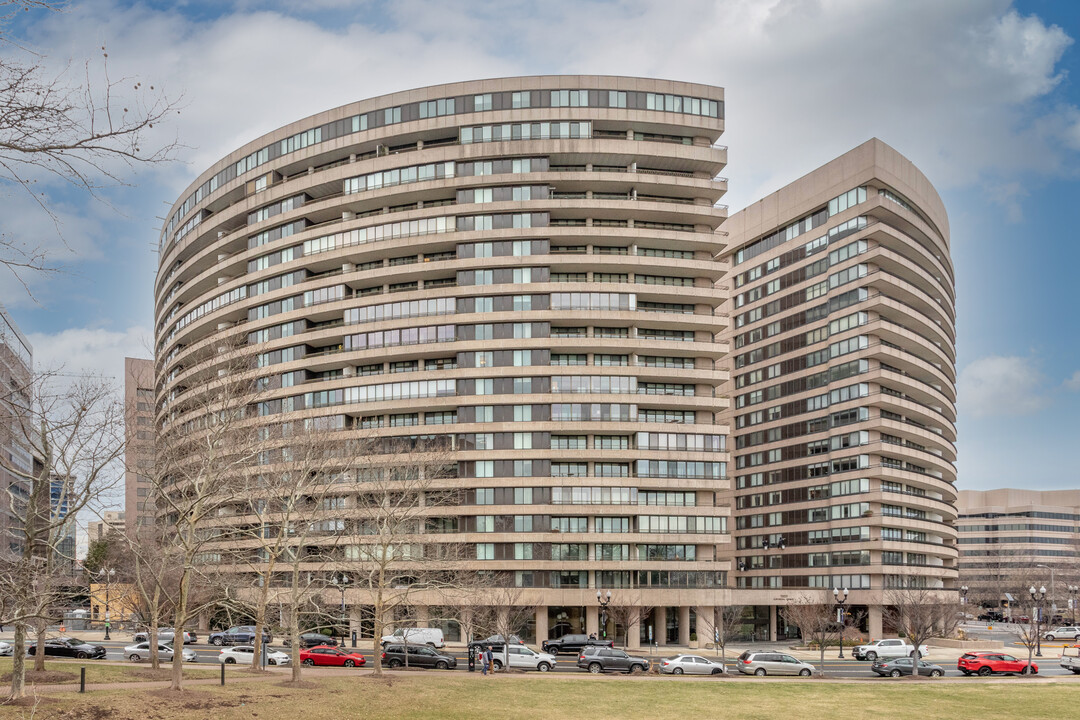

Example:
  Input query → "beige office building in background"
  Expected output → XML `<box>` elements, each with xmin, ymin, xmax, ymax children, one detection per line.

<box><xmin>124</xmin><ymin>357</ymin><xmax>156</xmax><ymax>533</ymax></box>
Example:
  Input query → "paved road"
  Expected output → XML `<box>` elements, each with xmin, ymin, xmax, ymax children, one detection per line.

<box><xmin>79</xmin><ymin>640</ymin><xmax>1080</xmax><ymax>679</ymax></box>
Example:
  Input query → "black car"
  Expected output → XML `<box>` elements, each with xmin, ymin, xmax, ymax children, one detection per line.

<box><xmin>541</xmin><ymin>633</ymin><xmax>613</xmax><ymax>655</ymax></box>
<box><xmin>284</xmin><ymin>632</ymin><xmax>337</xmax><ymax>648</ymax></box>
<box><xmin>27</xmin><ymin>637</ymin><xmax>107</xmax><ymax>659</ymax></box>
<box><xmin>871</xmin><ymin>657</ymin><xmax>944</xmax><ymax>677</ymax></box>
<box><xmin>576</xmin><ymin>646</ymin><xmax>650</xmax><ymax>674</ymax></box>
<box><xmin>382</xmin><ymin>643</ymin><xmax>457</xmax><ymax>670</ymax></box>
<box><xmin>209</xmin><ymin>625</ymin><xmax>272</xmax><ymax>646</ymax></box>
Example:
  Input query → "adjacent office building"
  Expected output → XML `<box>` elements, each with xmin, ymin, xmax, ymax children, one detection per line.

<box><xmin>153</xmin><ymin>77</ymin><xmax>957</xmax><ymax>643</ymax></box>
<box><xmin>123</xmin><ymin>357</ymin><xmax>156</xmax><ymax>533</ymax></box>
<box><xmin>88</xmin><ymin>510</ymin><xmax>126</xmax><ymax>542</ymax></box>
<box><xmin>0</xmin><ymin>304</ymin><xmax>34</xmax><ymax>557</ymax></box>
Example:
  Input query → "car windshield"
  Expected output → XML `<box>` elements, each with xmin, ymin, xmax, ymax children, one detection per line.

<box><xmin>64</xmin><ymin>638</ymin><xmax>85</xmax><ymax>645</ymax></box>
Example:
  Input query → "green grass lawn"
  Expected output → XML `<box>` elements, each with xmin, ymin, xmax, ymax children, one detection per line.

<box><xmin>1</xmin><ymin>673</ymin><xmax>1078</xmax><ymax>719</ymax></box>
<box><xmin>0</xmin><ymin>656</ymin><xmax>238</xmax><ymax>685</ymax></box>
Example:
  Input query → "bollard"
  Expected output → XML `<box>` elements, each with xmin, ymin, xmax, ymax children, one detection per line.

<box><xmin>220</xmin><ymin>661</ymin><xmax>225</xmax><ymax>686</ymax></box>
<box><xmin>79</xmin><ymin>667</ymin><xmax>85</xmax><ymax>693</ymax></box>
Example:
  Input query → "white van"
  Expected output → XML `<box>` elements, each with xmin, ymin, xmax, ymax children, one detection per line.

<box><xmin>379</xmin><ymin>627</ymin><xmax>445</xmax><ymax>648</ymax></box>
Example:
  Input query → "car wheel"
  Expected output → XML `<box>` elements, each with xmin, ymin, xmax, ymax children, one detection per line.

<box><xmin>630</xmin><ymin>664</ymin><xmax>643</xmax><ymax>674</ymax></box>
<box><xmin>537</xmin><ymin>662</ymin><xmax>551</xmax><ymax>672</ymax></box>
<box><xmin>344</xmin><ymin>659</ymin><xmax>355</xmax><ymax>667</ymax></box>
<box><xmin>960</xmin><ymin>670</ymin><xmax>970</xmax><ymax>676</ymax></box>
<box><xmin>1021</xmin><ymin>666</ymin><xmax>1032</xmax><ymax>675</ymax></box>
<box><xmin>492</xmin><ymin>660</ymin><xmax>503</xmax><ymax>671</ymax></box>
<box><xmin>673</xmin><ymin>667</ymin><xmax>684</xmax><ymax>675</ymax></box>
<box><xmin>908</xmin><ymin>651</ymin><xmax>915</xmax><ymax>658</ymax></box>
<box><xmin>588</xmin><ymin>662</ymin><xmax>602</xmax><ymax>674</ymax></box>
<box><xmin>225</xmin><ymin>657</ymin><xmax>236</xmax><ymax>664</ymax></box>
<box><xmin>436</xmin><ymin>660</ymin><xmax>448</xmax><ymax>670</ymax></box>
<box><xmin>1047</xmin><ymin>635</ymin><xmax>1056</xmax><ymax>641</ymax></box>
<box><xmin>387</xmin><ymin>659</ymin><xmax>402</xmax><ymax>668</ymax></box>
<box><xmin>711</xmin><ymin>668</ymin><xmax>722</xmax><ymax>675</ymax></box>
<box><xmin>977</xmin><ymin>666</ymin><xmax>992</xmax><ymax>676</ymax></box>
<box><xmin>799</xmin><ymin>669</ymin><xmax>812</xmax><ymax>677</ymax></box>
<box><xmin>930</xmin><ymin>670</ymin><xmax>943</xmax><ymax>677</ymax></box>
<box><xmin>865</xmin><ymin>652</ymin><xmax>877</xmax><ymax>661</ymax></box>
<box><xmin>128</xmin><ymin>654</ymin><xmax>140</xmax><ymax>663</ymax></box>
<box><xmin>302</xmin><ymin>658</ymin><xmax>314</xmax><ymax>666</ymax></box>
<box><xmin>76</xmin><ymin>652</ymin><xmax>88</xmax><ymax>659</ymax></box>
<box><xmin>890</xmin><ymin>670</ymin><xmax>902</xmax><ymax>678</ymax></box>
<box><xmin>754</xmin><ymin>668</ymin><xmax>766</xmax><ymax>676</ymax></box>
<box><xmin>211</xmin><ymin>638</ymin><xmax>223</xmax><ymax>646</ymax></box>
<box><xmin>268</xmin><ymin>659</ymin><xmax>276</xmax><ymax>666</ymax></box>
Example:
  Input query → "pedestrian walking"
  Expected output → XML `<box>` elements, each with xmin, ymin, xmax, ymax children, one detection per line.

<box><xmin>486</xmin><ymin>645</ymin><xmax>495</xmax><ymax>675</ymax></box>
<box><xmin>480</xmin><ymin>645</ymin><xmax>488</xmax><ymax>676</ymax></box>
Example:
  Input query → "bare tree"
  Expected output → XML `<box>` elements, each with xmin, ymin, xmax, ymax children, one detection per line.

<box><xmin>605</xmin><ymin>595</ymin><xmax>652</xmax><ymax>650</ymax></box>
<box><xmin>0</xmin><ymin>1</ymin><xmax>181</xmax><ymax>294</ymax></box>
<box><xmin>340</xmin><ymin>436</ymin><xmax>458</xmax><ymax>677</ymax></box>
<box><xmin>471</xmin><ymin>585</ymin><xmax>538</xmax><ymax>671</ymax></box>
<box><xmin>882</xmin><ymin>585</ymin><xmax>962</xmax><ymax>677</ymax></box>
<box><xmin>0</xmin><ymin>374</ymin><xmax>124</xmax><ymax>698</ymax></box>
<box><xmin>697</xmin><ymin>604</ymin><xmax>745</xmax><ymax>662</ymax></box>
<box><xmin>782</xmin><ymin>594</ymin><xmax>839</xmax><ymax>677</ymax></box>
<box><xmin>151</xmin><ymin>340</ymin><xmax>265</xmax><ymax>691</ymax></box>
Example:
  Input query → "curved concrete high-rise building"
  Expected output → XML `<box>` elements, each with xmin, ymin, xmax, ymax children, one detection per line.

<box><xmin>721</xmin><ymin>139</ymin><xmax>958</xmax><ymax>638</ymax></box>
<box><xmin>154</xmin><ymin>77</ymin><xmax>732</xmax><ymax>646</ymax></box>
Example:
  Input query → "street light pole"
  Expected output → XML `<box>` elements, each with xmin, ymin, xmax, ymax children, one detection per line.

<box><xmin>833</xmin><ymin>587</ymin><xmax>848</xmax><ymax>659</ymax></box>
<box><xmin>960</xmin><ymin>585</ymin><xmax>968</xmax><ymax>607</ymax></box>
<box><xmin>596</xmin><ymin>589</ymin><xmax>612</xmax><ymax>640</ymax></box>
<box><xmin>100</xmin><ymin>567</ymin><xmax>115</xmax><ymax>640</ymax></box>
<box><xmin>1030</xmin><ymin>585</ymin><xmax>1046</xmax><ymax>657</ymax></box>
<box><xmin>332</xmin><ymin>575</ymin><xmax>350</xmax><ymax>646</ymax></box>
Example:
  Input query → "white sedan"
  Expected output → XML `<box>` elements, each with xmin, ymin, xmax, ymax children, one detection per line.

<box><xmin>0</xmin><ymin>642</ymin><xmax>12</xmax><ymax>657</ymax></box>
<box><xmin>218</xmin><ymin>645</ymin><xmax>291</xmax><ymax>665</ymax></box>
<box><xmin>659</xmin><ymin>654</ymin><xmax>726</xmax><ymax>675</ymax></box>
<box><xmin>491</xmin><ymin>645</ymin><xmax>557</xmax><ymax>672</ymax></box>
<box><xmin>124</xmin><ymin>642</ymin><xmax>197</xmax><ymax>663</ymax></box>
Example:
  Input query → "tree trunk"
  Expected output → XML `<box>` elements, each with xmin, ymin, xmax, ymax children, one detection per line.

<box><xmin>171</xmin><ymin>570</ymin><xmax>190</xmax><ymax>691</ymax></box>
<box><xmin>289</xmin><ymin>568</ymin><xmax>301</xmax><ymax>683</ymax></box>
<box><xmin>10</xmin><ymin>622</ymin><xmax>26</xmax><ymax>699</ymax></box>
<box><xmin>912</xmin><ymin>641</ymin><xmax>921</xmax><ymax>677</ymax></box>
<box><xmin>251</xmin><ymin>578</ymin><xmax>271</xmax><ymax>672</ymax></box>
<box><xmin>371</xmin><ymin>582</ymin><xmax>384</xmax><ymax>676</ymax></box>
<box><xmin>819</xmin><ymin>636</ymin><xmax>826</xmax><ymax>677</ymax></box>
<box><xmin>149</xmin><ymin>589</ymin><xmax>161</xmax><ymax>670</ymax></box>
<box><xmin>33</xmin><ymin>622</ymin><xmax>46</xmax><ymax>672</ymax></box>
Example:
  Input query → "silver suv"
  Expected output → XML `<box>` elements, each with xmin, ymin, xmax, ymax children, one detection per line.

<box><xmin>576</xmin><ymin>646</ymin><xmax>650</xmax><ymax>674</ymax></box>
<box><xmin>736</xmin><ymin>651</ymin><xmax>815</xmax><ymax>676</ymax></box>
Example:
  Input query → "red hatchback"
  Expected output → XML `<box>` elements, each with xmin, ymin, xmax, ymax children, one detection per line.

<box><xmin>299</xmin><ymin>645</ymin><xmax>367</xmax><ymax>667</ymax></box>
<box><xmin>957</xmin><ymin>651</ymin><xmax>1037</xmax><ymax>676</ymax></box>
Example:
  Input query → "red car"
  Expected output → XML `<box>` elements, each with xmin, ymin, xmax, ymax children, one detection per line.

<box><xmin>957</xmin><ymin>651</ymin><xmax>1037</xmax><ymax>676</ymax></box>
<box><xmin>299</xmin><ymin>645</ymin><xmax>367</xmax><ymax>667</ymax></box>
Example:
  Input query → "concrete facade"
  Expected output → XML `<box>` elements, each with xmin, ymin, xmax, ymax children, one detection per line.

<box><xmin>124</xmin><ymin>357</ymin><xmax>155</xmax><ymax>533</ymax></box>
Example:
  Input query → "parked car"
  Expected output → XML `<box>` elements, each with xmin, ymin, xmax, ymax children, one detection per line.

<box><xmin>382</xmin><ymin>643</ymin><xmax>457</xmax><ymax>669</ymax></box>
<box><xmin>219</xmin><ymin>645</ymin><xmax>291</xmax><ymax>665</ymax></box>
<box><xmin>1059</xmin><ymin>646</ymin><xmax>1080</xmax><ymax>674</ymax></box>
<box><xmin>659</xmin><ymin>654</ymin><xmax>726</xmax><ymax>675</ymax></box>
<box><xmin>0</xmin><ymin>642</ymin><xmax>12</xmax><ymax>657</ymax></box>
<box><xmin>957</xmin><ymin>651</ymin><xmax>1037</xmax><ymax>676</ymax></box>
<box><xmin>299</xmin><ymin>645</ymin><xmax>366</xmax><ymax>667</ymax></box>
<box><xmin>209</xmin><ymin>626</ymin><xmax>272</xmax><ymax>646</ymax></box>
<box><xmin>871</xmin><ymin>657</ymin><xmax>944</xmax><ymax>677</ymax></box>
<box><xmin>26</xmin><ymin>637</ymin><xmax>106</xmax><ymax>659</ymax></box>
<box><xmin>576</xmin><ymin>646</ymin><xmax>650</xmax><ymax>674</ymax></box>
<box><xmin>489</xmin><ymin>645</ymin><xmax>556</xmax><ymax>672</ymax></box>
<box><xmin>977</xmin><ymin>611</ymin><xmax>1003</xmax><ymax>623</ymax></box>
<box><xmin>124</xmin><ymin>642</ymin><xmax>197</xmax><ymax>663</ymax></box>
<box><xmin>852</xmin><ymin>638</ymin><xmax>929</xmax><ymax>661</ymax></box>
<box><xmin>1043</xmin><ymin>626</ymin><xmax>1080</xmax><ymax>641</ymax></box>
<box><xmin>283</xmin><ymin>632</ymin><xmax>337</xmax><ymax>648</ymax></box>
<box><xmin>541</xmin><ymin>633</ymin><xmax>614</xmax><ymax>655</ymax></box>
<box><xmin>133</xmin><ymin>628</ymin><xmax>196</xmax><ymax>645</ymax></box>
<box><xmin>736</xmin><ymin>651</ymin><xmax>815</xmax><ymax>676</ymax></box>
<box><xmin>474</xmin><ymin>634</ymin><xmax>525</xmax><ymax>647</ymax></box>
<box><xmin>379</xmin><ymin>627</ymin><xmax>445</xmax><ymax>648</ymax></box>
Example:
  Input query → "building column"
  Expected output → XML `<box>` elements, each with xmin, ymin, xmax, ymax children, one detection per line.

<box><xmin>655</xmin><ymin>606</ymin><xmax>668</xmax><ymax>645</ymax></box>
<box><xmin>869</xmin><ymin>605</ymin><xmax>883</xmax><ymax>640</ymax></box>
<box><xmin>678</xmin><ymin>606</ymin><xmax>691</xmax><ymax>646</ymax></box>
<box><xmin>415</xmin><ymin>605</ymin><xmax>430</xmax><ymax>628</ymax></box>
<box><xmin>586</xmin><ymin>605</ymin><xmax>599</xmax><ymax>637</ymax></box>
<box><xmin>769</xmin><ymin>605</ymin><xmax>778</xmax><ymax>641</ymax></box>
<box><xmin>628</xmin><ymin>615</ymin><xmax>642</xmax><ymax>650</ymax></box>
<box><xmin>535</xmin><ymin>607</ymin><xmax>549</xmax><ymax>643</ymax></box>
<box><xmin>197</xmin><ymin>610</ymin><xmax>209</xmax><ymax>632</ymax></box>
<box><xmin>695</xmin><ymin>606</ymin><xmax>711</xmax><ymax>648</ymax></box>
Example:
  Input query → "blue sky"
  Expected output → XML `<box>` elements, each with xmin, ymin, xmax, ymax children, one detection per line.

<box><xmin>1</xmin><ymin>0</ymin><xmax>1078</xmax><ymax>492</ymax></box>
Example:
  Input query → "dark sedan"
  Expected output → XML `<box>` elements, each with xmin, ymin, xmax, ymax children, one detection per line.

<box><xmin>284</xmin><ymin>632</ymin><xmax>337</xmax><ymax>648</ymax></box>
<box><xmin>27</xmin><ymin>637</ymin><xmax>107</xmax><ymax>659</ymax></box>
<box><xmin>209</xmin><ymin>625</ymin><xmax>272</xmax><ymax>646</ymax></box>
<box><xmin>871</xmin><ymin>657</ymin><xmax>944</xmax><ymax>677</ymax></box>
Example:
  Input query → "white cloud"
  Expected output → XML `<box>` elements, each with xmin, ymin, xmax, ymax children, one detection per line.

<box><xmin>1065</xmin><ymin>370</ymin><xmax>1080</xmax><ymax>391</ymax></box>
<box><xmin>957</xmin><ymin>355</ymin><xmax>1052</xmax><ymax>418</ymax></box>
<box><xmin>26</xmin><ymin>325</ymin><xmax>152</xmax><ymax>379</ymax></box>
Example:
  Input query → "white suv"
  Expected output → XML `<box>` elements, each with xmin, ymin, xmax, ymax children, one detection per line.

<box><xmin>492</xmin><ymin>645</ymin><xmax>557</xmax><ymax>672</ymax></box>
<box><xmin>1043</xmin><ymin>626</ymin><xmax>1080</xmax><ymax>640</ymax></box>
<box><xmin>852</xmin><ymin>638</ymin><xmax>928</xmax><ymax>661</ymax></box>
